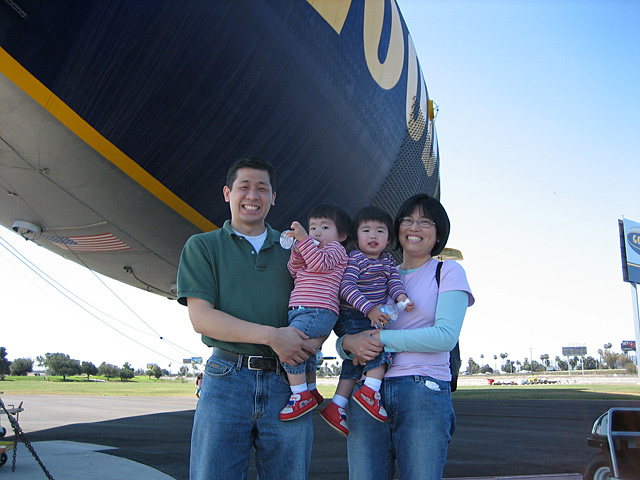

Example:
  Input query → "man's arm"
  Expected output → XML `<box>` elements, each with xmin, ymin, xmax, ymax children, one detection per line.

<box><xmin>187</xmin><ymin>297</ymin><xmax>317</xmax><ymax>365</ymax></box>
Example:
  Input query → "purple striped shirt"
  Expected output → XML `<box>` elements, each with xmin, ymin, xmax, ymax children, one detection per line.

<box><xmin>340</xmin><ymin>250</ymin><xmax>407</xmax><ymax>314</ymax></box>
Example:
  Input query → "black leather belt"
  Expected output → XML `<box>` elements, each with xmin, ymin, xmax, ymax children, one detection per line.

<box><xmin>212</xmin><ymin>347</ymin><xmax>280</xmax><ymax>372</ymax></box>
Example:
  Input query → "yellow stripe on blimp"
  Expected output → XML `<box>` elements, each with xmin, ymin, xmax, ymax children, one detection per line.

<box><xmin>0</xmin><ymin>47</ymin><xmax>217</xmax><ymax>232</ymax></box>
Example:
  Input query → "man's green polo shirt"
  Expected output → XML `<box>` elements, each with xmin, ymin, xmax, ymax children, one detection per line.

<box><xmin>177</xmin><ymin>221</ymin><xmax>293</xmax><ymax>356</ymax></box>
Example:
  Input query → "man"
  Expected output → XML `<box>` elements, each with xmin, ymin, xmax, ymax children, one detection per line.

<box><xmin>177</xmin><ymin>157</ymin><xmax>318</xmax><ymax>479</ymax></box>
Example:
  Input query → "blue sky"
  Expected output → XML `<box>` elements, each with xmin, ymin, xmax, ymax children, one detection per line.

<box><xmin>1</xmin><ymin>0</ymin><xmax>639</xmax><ymax>372</ymax></box>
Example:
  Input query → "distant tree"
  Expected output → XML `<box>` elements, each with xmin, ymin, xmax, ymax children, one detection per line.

<box><xmin>81</xmin><ymin>361</ymin><xmax>98</xmax><ymax>381</ymax></box>
<box><xmin>134</xmin><ymin>368</ymin><xmax>145</xmax><ymax>376</ymax></box>
<box><xmin>146</xmin><ymin>364</ymin><xmax>163</xmax><ymax>379</ymax></box>
<box><xmin>0</xmin><ymin>347</ymin><xmax>12</xmax><ymax>380</ymax></box>
<box><xmin>10</xmin><ymin>358</ymin><xmax>33</xmax><ymax>376</ymax></box>
<box><xmin>41</xmin><ymin>352</ymin><xmax>81</xmax><ymax>380</ymax></box>
<box><xmin>119</xmin><ymin>362</ymin><xmax>135</xmax><ymax>381</ymax></box>
<box><xmin>556</xmin><ymin>359</ymin><xmax>568</xmax><ymax>371</ymax></box>
<box><xmin>583</xmin><ymin>356</ymin><xmax>598</xmax><ymax>370</ymax></box>
<box><xmin>479</xmin><ymin>364</ymin><xmax>493</xmax><ymax>374</ymax></box>
<box><xmin>466</xmin><ymin>357</ymin><xmax>480</xmax><ymax>374</ymax></box>
<box><xmin>500</xmin><ymin>353</ymin><xmax>512</xmax><ymax>373</ymax></box>
<box><xmin>501</xmin><ymin>359</ymin><xmax>515</xmax><ymax>374</ymax></box>
<box><xmin>540</xmin><ymin>354</ymin><xmax>550</xmax><ymax>370</ymax></box>
<box><xmin>568</xmin><ymin>356</ymin><xmax>577</xmax><ymax>369</ymax></box>
<box><xmin>98</xmin><ymin>362</ymin><xmax>120</xmax><ymax>380</ymax></box>
<box><xmin>178</xmin><ymin>366</ymin><xmax>188</xmax><ymax>376</ymax></box>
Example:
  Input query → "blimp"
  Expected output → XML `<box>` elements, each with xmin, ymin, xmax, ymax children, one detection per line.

<box><xmin>0</xmin><ymin>0</ymin><xmax>441</xmax><ymax>298</ymax></box>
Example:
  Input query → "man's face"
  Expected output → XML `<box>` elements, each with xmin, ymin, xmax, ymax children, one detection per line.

<box><xmin>223</xmin><ymin>167</ymin><xmax>275</xmax><ymax>235</ymax></box>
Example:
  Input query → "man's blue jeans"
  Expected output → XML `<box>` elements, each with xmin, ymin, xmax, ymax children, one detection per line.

<box><xmin>347</xmin><ymin>375</ymin><xmax>455</xmax><ymax>480</ymax></box>
<box><xmin>190</xmin><ymin>353</ymin><xmax>313</xmax><ymax>479</ymax></box>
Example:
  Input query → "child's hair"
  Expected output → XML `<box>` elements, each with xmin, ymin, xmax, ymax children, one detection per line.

<box><xmin>308</xmin><ymin>203</ymin><xmax>352</xmax><ymax>247</ymax></box>
<box><xmin>352</xmin><ymin>206</ymin><xmax>395</xmax><ymax>246</ymax></box>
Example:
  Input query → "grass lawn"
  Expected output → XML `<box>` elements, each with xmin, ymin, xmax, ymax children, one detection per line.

<box><xmin>1</xmin><ymin>375</ymin><xmax>639</xmax><ymax>400</ymax></box>
<box><xmin>0</xmin><ymin>375</ymin><xmax>196</xmax><ymax>396</ymax></box>
<box><xmin>451</xmin><ymin>383</ymin><xmax>640</xmax><ymax>401</ymax></box>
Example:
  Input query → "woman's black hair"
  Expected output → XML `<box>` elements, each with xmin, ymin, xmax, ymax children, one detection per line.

<box><xmin>353</xmin><ymin>206</ymin><xmax>395</xmax><ymax>245</ymax></box>
<box><xmin>393</xmin><ymin>194</ymin><xmax>450</xmax><ymax>256</ymax></box>
<box><xmin>308</xmin><ymin>203</ymin><xmax>353</xmax><ymax>248</ymax></box>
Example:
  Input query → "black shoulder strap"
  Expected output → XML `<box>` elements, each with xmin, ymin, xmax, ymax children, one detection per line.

<box><xmin>436</xmin><ymin>260</ymin><xmax>461</xmax><ymax>392</ymax></box>
<box><xmin>435</xmin><ymin>260</ymin><xmax>443</xmax><ymax>287</ymax></box>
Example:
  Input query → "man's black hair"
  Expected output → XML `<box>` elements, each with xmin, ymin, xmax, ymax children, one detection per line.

<box><xmin>226</xmin><ymin>156</ymin><xmax>276</xmax><ymax>190</ymax></box>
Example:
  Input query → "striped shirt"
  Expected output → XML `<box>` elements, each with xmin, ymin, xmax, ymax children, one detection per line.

<box><xmin>340</xmin><ymin>250</ymin><xmax>407</xmax><ymax>315</ymax></box>
<box><xmin>288</xmin><ymin>237</ymin><xmax>348</xmax><ymax>315</ymax></box>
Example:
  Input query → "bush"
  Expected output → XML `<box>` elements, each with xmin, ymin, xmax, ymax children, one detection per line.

<box><xmin>625</xmin><ymin>363</ymin><xmax>638</xmax><ymax>374</ymax></box>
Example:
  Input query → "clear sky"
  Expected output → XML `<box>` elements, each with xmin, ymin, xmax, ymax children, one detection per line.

<box><xmin>1</xmin><ymin>0</ymin><xmax>639</xmax><ymax>373</ymax></box>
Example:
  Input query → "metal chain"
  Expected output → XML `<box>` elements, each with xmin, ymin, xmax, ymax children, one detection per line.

<box><xmin>0</xmin><ymin>396</ymin><xmax>55</xmax><ymax>479</ymax></box>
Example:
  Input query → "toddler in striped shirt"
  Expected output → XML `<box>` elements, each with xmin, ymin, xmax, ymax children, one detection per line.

<box><xmin>279</xmin><ymin>203</ymin><xmax>352</xmax><ymax>421</ymax></box>
<box><xmin>320</xmin><ymin>206</ymin><xmax>413</xmax><ymax>436</ymax></box>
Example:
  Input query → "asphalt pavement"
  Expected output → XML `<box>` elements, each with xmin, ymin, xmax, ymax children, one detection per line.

<box><xmin>1</xmin><ymin>394</ymin><xmax>639</xmax><ymax>479</ymax></box>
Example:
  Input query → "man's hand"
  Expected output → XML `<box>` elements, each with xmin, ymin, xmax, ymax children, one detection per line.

<box><xmin>269</xmin><ymin>326</ymin><xmax>316</xmax><ymax>365</ymax></box>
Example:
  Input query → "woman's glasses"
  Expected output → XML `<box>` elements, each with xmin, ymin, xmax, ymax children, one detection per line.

<box><xmin>399</xmin><ymin>218</ymin><xmax>436</xmax><ymax>229</ymax></box>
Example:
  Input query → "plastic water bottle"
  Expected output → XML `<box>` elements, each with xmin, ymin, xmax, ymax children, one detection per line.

<box><xmin>380</xmin><ymin>298</ymin><xmax>412</xmax><ymax>323</ymax></box>
<box><xmin>280</xmin><ymin>231</ymin><xmax>297</xmax><ymax>249</ymax></box>
<box><xmin>380</xmin><ymin>304</ymin><xmax>399</xmax><ymax>322</ymax></box>
<box><xmin>280</xmin><ymin>231</ymin><xmax>320</xmax><ymax>249</ymax></box>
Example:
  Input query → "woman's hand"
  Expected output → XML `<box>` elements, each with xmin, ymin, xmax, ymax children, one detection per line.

<box><xmin>342</xmin><ymin>330</ymin><xmax>383</xmax><ymax>365</ymax></box>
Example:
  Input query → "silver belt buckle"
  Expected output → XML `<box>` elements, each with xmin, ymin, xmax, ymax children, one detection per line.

<box><xmin>247</xmin><ymin>356</ymin><xmax>262</xmax><ymax>370</ymax></box>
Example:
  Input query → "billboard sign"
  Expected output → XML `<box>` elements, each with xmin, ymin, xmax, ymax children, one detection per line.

<box><xmin>562</xmin><ymin>346</ymin><xmax>587</xmax><ymax>356</ymax></box>
<box><xmin>620</xmin><ymin>218</ymin><xmax>640</xmax><ymax>283</ymax></box>
<box><xmin>621</xmin><ymin>340</ymin><xmax>637</xmax><ymax>352</ymax></box>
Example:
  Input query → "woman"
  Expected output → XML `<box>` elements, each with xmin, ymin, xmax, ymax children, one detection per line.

<box><xmin>338</xmin><ymin>194</ymin><xmax>474</xmax><ymax>480</ymax></box>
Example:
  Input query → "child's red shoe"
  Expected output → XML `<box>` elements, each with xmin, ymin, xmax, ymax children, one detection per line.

<box><xmin>320</xmin><ymin>402</ymin><xmax>349</xmax><ymax>437</ymax></box>
<box><xmin>353</xmin><ymin>385</ymin><xmax>387</xmax><ymax>422</ymax></box>
<box><xmin>280</xmin><ymin>391</ymin><xmax>318</xmax><ymax>421</ymax></box>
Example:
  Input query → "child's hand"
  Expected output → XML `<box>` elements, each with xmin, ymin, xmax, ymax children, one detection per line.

<box><xmin>289</xmin><ymin>221</ymin><xmax>309</xmax><ymax>243</ymax></box>
<box><xmin>367</xmin><ymin>305</ymin><xmax>389</xmax><ymax>329</ymax></box>
<box><xmin>397</xmin><ymin>294</ymin><xmax>415</xmax><ymax>312</ymax></box>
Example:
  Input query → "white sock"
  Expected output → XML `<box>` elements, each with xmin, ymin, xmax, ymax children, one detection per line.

<box><xmin>291</xmin><ymin>383</ymin><xmax>308</xmax><ymax>395</ymax></box>
<box><xmin>332</xmin><ymin>394</ymin><xmax>349</xmax><ymax>408</ymax></box>
<box><xmin>308</xmin><ymin>382</ymin><xmax>317</xmax><ymax>391</ymax></box>
<box><xmin>364</xmin><ymin>377</ymin><xmax>383</xmax><ymax>392</ymax></box>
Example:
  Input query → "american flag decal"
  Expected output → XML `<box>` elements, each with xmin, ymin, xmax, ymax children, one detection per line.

<box><xmin>43</xmin><ymin>233</ymin><xmax>131</xmax><ymax>252</ymax></box>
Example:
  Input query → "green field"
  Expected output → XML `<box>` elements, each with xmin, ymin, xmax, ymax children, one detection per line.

<box><xmin>1</xmin><ymin>375</ymin><xmax>639</xmax><ymax>400</ymax></box>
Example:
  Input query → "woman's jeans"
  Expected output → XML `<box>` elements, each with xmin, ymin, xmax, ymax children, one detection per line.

<box><xmin>190</xmin><ymin>353</ymin><xmax>313</xmax><ymax>479</ymax></box>
<box><xmin>347</xmin><ymin>375</ymin><xmax>455</xmax><ymax>480</ymax></box>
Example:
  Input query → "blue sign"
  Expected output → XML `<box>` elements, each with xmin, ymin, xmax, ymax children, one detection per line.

<box><xmin>621</xmin><ymin>219</ymin><xmax>640</xmax><ymax>283</ymax></box>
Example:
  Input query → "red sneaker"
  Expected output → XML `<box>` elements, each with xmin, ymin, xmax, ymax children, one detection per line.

<box><xmin>280</xmin><ymin>391</ymin><xmax>318</xmax><ymax>421</ymax></box>
<box><xmin>320</xmin><ymin>402</ymin><xmax>349</xmax><ymax>437</ymax></box>
<box><xmin>310</xmin><ymin>388</ymin><xmax>324</xmax><ymax>405</ymax></box>
<box><xmin>353</xmin><ymin>385</ymin><xmax>387</xmax><ymax>422</ymax></box>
